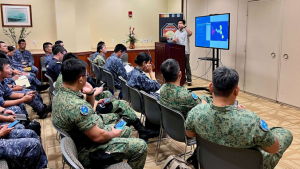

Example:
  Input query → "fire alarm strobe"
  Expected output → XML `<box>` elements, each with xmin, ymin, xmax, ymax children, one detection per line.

<box><xmin>128</xmin><ymin>11</ymin><xmax>132</xmax><ymax>17</ymax></box>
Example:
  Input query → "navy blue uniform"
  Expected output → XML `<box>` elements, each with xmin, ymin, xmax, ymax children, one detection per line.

<box><xmin>46</xmin><ymin>57</ymin><xmax>61</xmax><ymax>82</ymax></box>
<box><xmin>12</xmin><ymin>49</ymin><xmax>38</xmax><ymax>75</ymax></box>
<box><xmin>104</xmin><ymin>54</ymin><xmax>127</xmax><ymax>89</ymax></box>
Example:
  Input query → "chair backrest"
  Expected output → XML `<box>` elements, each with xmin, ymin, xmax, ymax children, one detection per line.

<box><xmin>127</xmin><ymin>84</ymin><xmax>144</xmax><ymax>113</ymax></box>
<box><xmin>140</xmin><ymin>91</ymin><xmax>161</xmax><ymax>126</ymax></box>
<box><xmin>45</xmin><ymin>74</ymin><xmax>55</xmax><ymax>96</ymax></box>
<box><xmin>99</xmin><ymin>66</ymin><xmax>107</xmax><ymax>83</ymax></box>
<box><xmin>88</xmin><ymin>54</ymin><xmax>94</xmax><ymax>73</ymax></box>
<box><xmin>93</xmin><ymin>64</ymin><xmax>102</xmax><ymax>82</ymax></box>
<box><xmin>104</xmin><ymin>69</ymin><xmax>116</xmax><ymax>92</ymax></box>
<box><xmin>121</xmin><ymin>53</ymin><xmax>129</xmax><ymax>65</ymax></box>
<box><xmin>157</xmin><ymin>101</ymin><xmax>186</xmax><ymax>142</ymax></box>
<box><xmin>0</xmin><ymin>160</ymin><xmax>8</xmax><ymax>169</ymax></box>
<box><xmin>118</xmin><ymin>76</ymin><xmax>130</xmax><ymax>103</ymax></box>
<box><xmin>61</xmin><ymin>137</ymin><xmax>84</xmax><ymax>169</ymax></box>
<box><xmin>40</xmin><ymin>56</ymin><xmax>45</xmax><ymax>69</ymax></box>
<box><xmin>52</xmin><ymin>120</ymin><xmax>70</xmax><ymax>138</ymax></box>
<box><xmin>196</xmin><ymin>135</ymin><xmax>263</xmax><ymax>169</ymax></box>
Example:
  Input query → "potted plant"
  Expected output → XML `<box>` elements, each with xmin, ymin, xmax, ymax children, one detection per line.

<box><xmin>3</xmin><ymin>27</ymin><xmax>31</xmax><ymax>48</ymax></box>
<box><xmin>126</xmin><ymin>26</ymin><xmax>138</xmax><ymax>49</ymax></box>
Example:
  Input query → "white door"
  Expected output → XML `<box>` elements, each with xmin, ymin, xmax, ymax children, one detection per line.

<box><xmin>244</xmin><ymin>0</ymin><xmax>283</xmax><ymax>100</ymax></box>
<box><xmin>278</xmin><ymin>0</ymin><xmax>300</xmax><ymax>107</ymax></box>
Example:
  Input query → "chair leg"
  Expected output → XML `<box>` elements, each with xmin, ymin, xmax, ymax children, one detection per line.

<box><xmin>155</xmin><ymin>126</ymin><xmax>164</xmax><ymax>165</ymax></box>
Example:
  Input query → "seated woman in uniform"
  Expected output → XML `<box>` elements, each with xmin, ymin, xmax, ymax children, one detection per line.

<box><xmin>127</xmin><ymin>52</ymin><xmax>161</xmax><ymax>98</ymax></box>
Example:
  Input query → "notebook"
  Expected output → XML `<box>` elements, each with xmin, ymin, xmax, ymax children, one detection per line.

<box><xmin>14</xmin><ymin>76</ymin><xmax>31</xmax><ymax>87</ymax></box>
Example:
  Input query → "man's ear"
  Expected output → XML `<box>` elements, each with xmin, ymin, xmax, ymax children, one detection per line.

<box><xmin>178</xmin><ymin>71</ymin><xmax>182</xmax><ymax>78</ymax></box>
<box><xmin>78</xmin><ymin>76</ymin><xmax>83</xmax><ymax>84</ymax></box>
<box><xmin>234</xmin><ymin>85</ymin><xmax>240</xmax><ymax>96</ymax></box>
<box><xmin>209</xmin><ymin>83</ymin><xmax>213</xmax><ymax>93</ymax></box>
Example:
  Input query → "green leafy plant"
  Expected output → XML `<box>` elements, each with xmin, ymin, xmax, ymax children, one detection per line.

<box><xmin>126</xmin><ymin>26</ymin><xmax>138</xmax><ymax>43</ymax></box>
<box><xmin>2</xmin><ymin>27</ymin><xmax>31</xmax><ymax>45</ymax></box>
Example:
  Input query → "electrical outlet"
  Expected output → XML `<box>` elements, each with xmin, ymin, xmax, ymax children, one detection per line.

<box><xmin>149</xmin><ymin>37</ymin><xmax>154</xmax><ymax>42</ymax></box>
<box><xmin>143</xmin><ymin>39</ymin><xmax>148</xmax><ymax>43</ymax></box>
<box><xmin>33</xmin><ymin>40</ymin><xmax>36</xmax><ymax>44</ymax></box>
<box><xmin>122</xmin><ymin>39</ymin><xmax>126</xmax><ymax>43</ymax></box>
<box><xmin>112</xmin><ymin>39</ymin><xmax>114</xmax><ymax>43</ymax></box>
<box><xmin>140</xmin><ymin>39</ymin><xmax>143</xmax><ymax>42</ymax></box>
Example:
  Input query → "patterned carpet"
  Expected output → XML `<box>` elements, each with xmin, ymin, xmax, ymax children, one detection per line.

<box><xmin>28</xmin><ymin>77</ymin><xmax>300</xmax><ymax>169</ymax></box>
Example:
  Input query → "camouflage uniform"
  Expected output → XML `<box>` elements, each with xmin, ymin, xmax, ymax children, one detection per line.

<box><xmin>55</xmin><ymin>73</ymin><xmax>112</xmax><ymax>99</ymax></box>
<box><xmin>46</xmin><ymin>57</ymin><xmax>62</xmax><ymax>82</ymax></box>
<box><xmin>44</xmin><ymin>53</ymin><xmax>53</xmax><ymax>67</ymax></box>
<box><xmin>12</xmin><ymin>49</ymin><xmax>38</xmax><ymax>75</ymax></box>
<box><xmin>104</xmin><ymin>53</ymin><xmax>127</xmax><ymax>89</ymax></box>
<box><xmin>185</xmin><ymin>103</ymin><xmax>293</xmax><ymax>169</ymax></box>
<box><xmin>159</xmin><ymin>83</ymin><xmax>211</xmax><ymax>118</ymax></box>
<box><xmin>0</xmin><ymin>129</ymin><xmax>48</xmax><ymax>168</ymax></box>
<box><xmin>127</xmin><ymin>67</ymin><xmax>161</xmax><ymax>98</ymax></box>
<box><xmin>53</xmin><ymin>86</ymin><xmax>147</xmax><ymax>168</ymax></box>
<box><xmin>93</xmin><ymin>54</ymin><xmax>106</xmax><ymax>67</ymax></box>
<box><xmin>0</xmin><ymin>80</ymin><xmax>28</xmax><ymax>117</ymax></box>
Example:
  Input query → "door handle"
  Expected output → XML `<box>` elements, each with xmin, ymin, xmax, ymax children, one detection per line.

<box><xmin>271</xmin><ymin>52</ymin><xmax>276</xmax><ymax>59</ymax></box>
<box><xmin>283</xmin><ymin>54</ymin><xmax>289</xmax><ymax>60</ymax></box>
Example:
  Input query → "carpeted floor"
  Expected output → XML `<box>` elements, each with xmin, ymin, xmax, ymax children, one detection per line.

<box><xmin>28</xmin><ymin>77</ymin><xmax>300</xmax><ymax>169</ymax></box>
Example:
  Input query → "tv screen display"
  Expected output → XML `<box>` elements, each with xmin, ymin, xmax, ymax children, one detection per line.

<box><xmin>195</xmin><ymin>13</ymin><xmax>230</xmax><ymax>50</ymax></box>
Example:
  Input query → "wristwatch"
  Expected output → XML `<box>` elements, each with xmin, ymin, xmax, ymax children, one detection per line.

<box><xmin>86</xmin><ymin>90</ymin><xmax>95</xmax><ymax>96</ymax></box>
<box><xmin>184</xmin><ymin>26</ymin><xmax>187</xmax><ymax>28</ymax></box>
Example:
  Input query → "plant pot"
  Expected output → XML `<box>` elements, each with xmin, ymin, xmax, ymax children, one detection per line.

<box><xmin>129</xmin><ymin>42</ymin><xmax>135</xmax><ymax>49</ymax></box>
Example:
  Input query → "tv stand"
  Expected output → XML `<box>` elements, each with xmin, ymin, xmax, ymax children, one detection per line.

<box><xmin>188</xmin><ymin>48</ymin><xmax>220</xmax><ymax>92</ymax></box>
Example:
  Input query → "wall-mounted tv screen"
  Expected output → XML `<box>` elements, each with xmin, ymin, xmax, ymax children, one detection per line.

<box><xmin>195</xmin><ymin>13</ymin><xmax>230</xmax><ymax>50</ymax></box>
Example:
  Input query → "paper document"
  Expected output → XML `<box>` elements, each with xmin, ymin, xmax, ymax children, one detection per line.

<box><xmin>15</xmin><ymin>76</ymin><xmax>31</xmax><ymax>87</ymax></box>
<box><xmin>155</xmin><ymin>89</ymin><xmax>160</xmax><ymax>94</ymax></box>
<box><xmin>125</xmin><ymin>64</ymin><xmax>133</xmax><ymax>73</ymax></box>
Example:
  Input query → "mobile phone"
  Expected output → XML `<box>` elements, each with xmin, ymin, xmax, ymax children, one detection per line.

<box><xmin>234</xmin><ymin>100</ymin><xmax>238</xmax><ymax>107</ymax></box>
<box><xmin>114</xmin><ymin>118</ymin><xmax>127</xmax><ymax>130</ymax></box>
<box><xmin>8</xmin><ymin>120</ymin><xmax>19</xmax><ymax>128</ymax></box>
<box><xmin>100</xmin><ymin>95</ymin><xmax>114</xmax><ymax>108</ymax></box>
<box><xmin>100</xmin><ymin>83</ymin><xmax>105</xmax><ymax>88</ymax></box>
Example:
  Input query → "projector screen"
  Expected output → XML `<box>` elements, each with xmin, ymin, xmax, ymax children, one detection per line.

<box><xmin>195</xmin><ymin>13</ymin><xmax>230</xmax><ymax>50</ymax></box>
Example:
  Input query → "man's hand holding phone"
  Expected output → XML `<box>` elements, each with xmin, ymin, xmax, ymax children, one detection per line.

<box><xmin>110</xmin><ymin>126</ymin><xmax>122</xmax><ymax>138</ymax></box>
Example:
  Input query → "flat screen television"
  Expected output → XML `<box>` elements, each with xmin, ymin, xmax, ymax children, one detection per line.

<box><xmin>195</xmin><ymin>13</ymin><xmax>230</xmax><ymax>50</ymax></box>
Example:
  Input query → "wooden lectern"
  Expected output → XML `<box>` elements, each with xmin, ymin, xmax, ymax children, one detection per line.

<box><xmin>155</xmin><ymin>42</ymin><xmax>185</xmax><ymax>86</ymax></box>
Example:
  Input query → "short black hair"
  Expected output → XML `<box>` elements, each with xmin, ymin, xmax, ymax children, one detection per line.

<box><xmin>62</xmin><ymin>53</ymin><xmax>78</xmax><ymax>63</ymax></box>
<box><xmin>212</xmin><ymin>66</ymin><xmax>239</xmax><ymax>97</ymax></box>
<box><xmin>97</xmin><ymin>41</ymin><xmax>105</xmax><ymax>47</ymax></box>
<box><xmin>97</xmin><ymin>43</ymin><xmax>104</xmax><ymax>53</ymax></box>
<box><xmin>7</xmin><ymin>46</ymin><xmax>15</xmax><ymax>52</ymax></box>
<box><xmin>55</xmin><ymin>40</ymin><xmax>63</xmax><ymax>45</ymax></box>
<box><xmin>52</xmin><ymin>44</ymin><xmax>65</xmax><ymax>55</ymax></box>
<box><xmin>18</xmin><ymin>39</ymin><xmax>26</xmax><ymax>44</ymax></box>
<box><xmin>0</xmin><ymin>41</ymin><xmax>4</xmax><ymax>48</ymax></box>
<box><xmin>178</xmin><ymin>19</ymin><xmax>186</xmax><ymax>25</ymax></box>
<box><xmin>43</xmin><ymin>42</ymin><xmax>52</xmax><ymax>52</ymax></box>
<box><xmin>114</xmin><ymin>44</ymin><xmax>127</xmax><ymax>53</ymax></box>
<box><xmin>61</xmin><ymin>59</ymin><xmax>87</xmax><ymax>84</ymax></box>
<box><xmin>134</xmin><ymin>52</ymin><xmax>152</xmax><ymax>66</ymax></box>
<box><xmin>161</xmin><ymin>59</ymin><xmax>180</xmax><ymax>83</ymax></box>
<box><xmin>0</xmin><ymin>58</ymin><xmax>10</xmax><ymax>71</ymax></box>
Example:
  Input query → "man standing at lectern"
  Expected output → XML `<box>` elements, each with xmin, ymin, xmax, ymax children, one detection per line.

<box><xmin>172</xmin><ymin>19</ymin><xmax>193</xmax><ymax>86</ymax></box>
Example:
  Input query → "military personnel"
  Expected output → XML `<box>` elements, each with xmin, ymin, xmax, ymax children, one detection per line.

<box><xmin>0</xmin><ymin>58</ymin><xmax>50</xmax><ymax>118</ymax></box>
<box><xmin>53</xmin><ymin>59</ymin><xmax>147</xmax><ymax>168</ymax></box>
<box><xmin>0</xmin><ymin>124</ymin><xmax>48</xmax><ymax>168</ymax></box>
<box><xmin>43</xmin><ymin>42</ymin><xmax>53</xmax><ymax>67</ymax></box>
<box><xmin>93</xmin><ymin>42</ymin><xmax>107</xmax><ymax>67</ymax></box>
<box><xmin>12</xmin><ymin>39</ymin><xmax>38</xmax><ymax>75</ymax></box>
<box><xmin>159</xmin><ymin>59</ymin><xmax>211</xmax><ymax>118</ymax></box>
<box><xmin>0</xmin><ymin>42</ymin><xmax>49</xmax><ymax>92</ymax></box>
<box><xmin>127</xmin><ymin>52</ymin><xmax>161</xmax><ymax>99</ymax></box>
<box><xmin>92</xmin><ymin>41</ymin><xmax>105</xmax><ymax>61</ymax></box>
<box><xmin>46</xmin><ymin>44</ymin><xmax>65</xmax><ymax>82</ymax></box>
<box><xmin>104</xmin><ymin>44</ymin><xmax>128</xmax><ymax>98</ymax></box>
<box><xmin>185</xmin><ymin>66</ymin><xmax>293</xmax><ymax>169</ymax></box>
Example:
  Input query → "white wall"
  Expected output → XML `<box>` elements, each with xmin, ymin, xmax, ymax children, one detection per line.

<box><xmin>168</xmin><ymin>0</ymin><xmax>181</xmax><ymax>13</ymax></box>
<box><xmin>186</xmin><ymin>0</ymin><xmax>248</xmax><ymax>89</ymax></box>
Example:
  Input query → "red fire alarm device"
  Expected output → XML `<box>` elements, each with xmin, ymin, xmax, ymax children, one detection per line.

<box><xmin>128</xmin><ymin>11</ymin><xmax>132</xmax><ymax>17</ymax></box>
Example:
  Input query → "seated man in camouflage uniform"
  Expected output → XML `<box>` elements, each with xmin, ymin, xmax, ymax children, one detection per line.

<box><xmin>52</xmin><ymin>59</ymin><xmax>147</xmax><ymax>168</ymax></box>
<box><xmin>0</xmin><ymin>124</ymin><xmax>48</xmax><ymax>168</ymax></box>
<box><xmin>93</xmin><ymin>41</ymin><xmax>107</xmax><ymax>67</ymax></box>
<box><xmin>159</xmin><ymin>59</ymin><xmax>211</xmax><ymax>118</ymax></box>
<box><xmin>92</xmin><ymin>41</ymin><xmax>105</xmax><ymax>61</ymax></box>
<box><xmin>185</xmin><ymin>66</ymin><xmax>293</xmax><ymax>169</ymax></box>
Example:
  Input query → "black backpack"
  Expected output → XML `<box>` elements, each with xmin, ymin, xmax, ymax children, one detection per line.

<box><xmin>25</xmin><ymin>119</ymin><xmax>41</xmax><ymax>137</ymax></box>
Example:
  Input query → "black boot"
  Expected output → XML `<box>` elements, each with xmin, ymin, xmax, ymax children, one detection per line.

<box><xmin>132</xmin><ymin>119</ymin><xmax>160</xmax><ymax>142</ymax></box>
<box><xmin>37</xmin><ymin>84</ymin><xmax>50</xmax><ymax>92</ymax></box>
<box><xmin>38</xmin><ymin>104</ymin><xmax>50</xmax><ymax>119</ymax></box>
